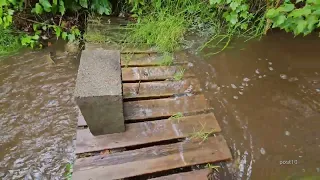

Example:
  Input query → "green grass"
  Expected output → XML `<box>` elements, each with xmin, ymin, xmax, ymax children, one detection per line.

<box><xmin>190</xmin><ymin>122</ymin><xmax>217</xmax><ymax>143</ymax></box>
<box><xmin>126</xmin><ymin>13</ymin><xmax>186</xmax><ymax>52</ymax></box>
<box><xmin>205</xmin><ymin>163</ymin><xmax>221</xmax><ymax>172</ymax></box>
<box><xmin>0</xmin><ymin>27</ymin><xmax>22</xmax><ymax>57</ymax></box>
<box><xmin>158</xmin><ymin>52</ymin><xmax>173</xmax><ymax>66</ymax></box>
<box><xmin>169</xmin><ymin>112</ymin><xmax>184</xmax><ymax>123</ymax></box>
<box><xmin>173</xmin><ymin>68</ymin><xmax>185</xmax><ymax>81</ymax></box>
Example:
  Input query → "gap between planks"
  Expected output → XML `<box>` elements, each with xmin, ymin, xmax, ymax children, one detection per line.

<box><xmin>73</xmin><ymin>135</ymin><xmax>231</xmax><ymax>180</ymax></box>
<box><xmin>76</xmin><ymin>113</ymin><xmax>220</xmax><ymax>154</ymax></box>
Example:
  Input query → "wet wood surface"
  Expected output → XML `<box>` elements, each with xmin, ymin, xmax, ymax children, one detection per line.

<box><xmin>78</xmin><ymin>94</ymin><xmax>210</xmax><ymax>126</ymax></box>
<box><xmin>124</xmin><ymin>95</ymin><xmax>210</xmax><ymax>121</ymax></box>
<box><xmin>74</xmin><ymin>47</ymin><xmax>231</xmax><ymax>179</ymax></box>
<box><xmin>76</xmin><ymin>113</ymin><xmax>221</xmax><ymax>154</ymax></box>
<box><xmin>123</xmin><ymin>78</ymin><xmax>201</xmax><ymax>99</ymax></box>
<box><xmin>122</xmin><ymin>66</ymin><xmax>194</xmax><ymax>82</ymax></box>
<box><xmin>73</xmin><ymin>135</ymin><xmax>231</xmax><ymax>180</ymax></box>
<box><xmin>120</xmin><ymin>53</ymin><xmax>187</xmax><ymax>67</ymax></box>
<box><xmin>150</xmin><ymin>169</ymin><xmax>211</xmax><ymax>180</ymax></box>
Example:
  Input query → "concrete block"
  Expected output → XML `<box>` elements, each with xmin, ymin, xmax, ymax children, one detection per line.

<box><xmin>74</xmin><ymin>48</ymin><xmax>125</xmax><ymax>136</ymax></box>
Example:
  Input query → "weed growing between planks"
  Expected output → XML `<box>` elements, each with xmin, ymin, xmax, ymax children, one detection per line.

<box><xmin>158</xmin><ymin>52</ymin><xmax>173</xmax><ymax>66</ymax></box>
<box><xmin>173</xmin><ymin>68</ymin><xmax>185</xmax><ymax>81</ymax></box>
<box><xmin>169</xmin><ymin>112</ymin><xmax>184</xmax><ymax>123</ymax></box>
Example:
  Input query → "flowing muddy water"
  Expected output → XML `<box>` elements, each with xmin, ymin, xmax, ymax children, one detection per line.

<box><xmin>0</xmin><ymin>42</ymin><xmax>79</xmax><ymax>179</ymax></box>
<box><xmin>187</xmin><ymin>32</ymin><xmax>320</xmax><ymax>179</ymax></box>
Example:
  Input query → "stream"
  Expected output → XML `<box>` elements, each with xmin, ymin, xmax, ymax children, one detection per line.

<box><xmin>0</xmin><ymin>32</ymin><xmax>319</xmax><ymax>179</ymax></box>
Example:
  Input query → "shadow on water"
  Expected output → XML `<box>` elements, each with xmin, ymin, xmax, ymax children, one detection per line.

<box><xmin>186</xmin><ymin>31</ymin><xmax>320</xmax><ymax>180</ymax></box>
<box><xmin>0</xmin><ymin>40</ymin><xmax>80</xmax><ymax>179</ymax></box>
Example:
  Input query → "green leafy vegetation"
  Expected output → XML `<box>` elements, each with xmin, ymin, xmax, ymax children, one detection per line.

<box><xmin>0</xmin><ymin>0</ymin><xmax>113</xmax><ymax>50</ymax></box>
<box><xmin>265</xmin><ymin>0</ymin><xmax>320</xmax><ymax>36</ymax></box>
<box><xmin>0</xmin><ymin>27</ymin><xmax>22</xmax><ymax>56</ymax></box>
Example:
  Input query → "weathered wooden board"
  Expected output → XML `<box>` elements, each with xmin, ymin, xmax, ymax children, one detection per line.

<box><xmin>121</xmin><ymin>53</ymin><xmax>187</xmax><ymax>67</ymax></box>
<box><xmin>124</xmin><ymin>95</ymin><xmax>210</xmax><ymax>121</ymax></box>
<box><xmin>76</xmin><ymin>113</ymin><xmax>220</xmax><ymax>154</ymax></box>
<box><xmin>150</xmin><ymin>169</ymin><xmax>211</xmax><ymax>180</ymax></box>
<box><xmin>78</xmin><ymin>95</ymin><xmax>210</xmax><ymax>126</ymax></box>
<box><xmin>122</xmin><ymin>66</ymin><xmax>193</xmax><ymax>82</ymax></box>
<box><xmin>73</xmin><ymin>135</ymin><xmax>231</xmax><ymax>180</ymax></box>
<box><xmin>123</xmin><ymin>78</ymin><xmax>201</xmax><ymax>99</ymax></box>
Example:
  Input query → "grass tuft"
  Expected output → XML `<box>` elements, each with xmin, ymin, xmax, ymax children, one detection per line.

<box><xmin>205</xmin><ymin>163</ymin><xmax>221</xmax><ymax>172</ymax></box>
<box><xmin>173</xmin><ymin>68</ymin><xmax>185</xmax><ymax>81</ymax></box>
<box><xmin>158</xmin><ymin>52</ymin><xmax>173</xmax><ymax>66</ymax></box>
<box><xmin>0</xmin><ymin>27</ymin><xmax>22</xmax><ymax>57</ymax></box>
<box><xmin>169</xmin><ymin>112</ymin><xmax>184</xmax><ymax>123</ymax></box>
<box><xmin>189</xmin><ymin>122</ymin><xmax>217</xmax><ymax>143</ymax></box>
<box><xmin>126</xmin><ymin>13</ymin><xmax>186</xmax><ymax>52</ymax></box>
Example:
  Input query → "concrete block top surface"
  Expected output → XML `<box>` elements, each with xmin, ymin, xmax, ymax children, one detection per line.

<box><xmin>74</xmin><ymin>48</ymin><xmax>122</xmax><ymax>97</ymax></box>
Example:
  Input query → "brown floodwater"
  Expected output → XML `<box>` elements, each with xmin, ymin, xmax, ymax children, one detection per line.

<box><xmin>187</xmin><ymin>31</ymin><xmax>320</xmax><ymax>179</ymax></box>
<box><xmin>0</xmin><ymin>32</ymin><xmax>319</xmax><ymax>180</ymax></box>
<box><xmin>0</xmin><ymin>42</ymin><xmax>79</xmax><ymax>179</ymax></box>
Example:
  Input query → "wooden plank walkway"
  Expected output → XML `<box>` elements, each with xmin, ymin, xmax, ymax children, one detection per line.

<box><xmin>74</xmin><ymin>52</ymin><xmax>232</xmax><ymax>180</ymax></box>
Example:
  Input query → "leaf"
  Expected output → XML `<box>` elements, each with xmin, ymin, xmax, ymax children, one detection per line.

<box><xmin>53</xmin><ymin>0</ymin><xmax>57</xmax><ymax>5</ymax></box>
<box><xmin>59</xmin><ymin>1</ymin><xmax>65</xmax><ymax>15</ymax></box>
<box><xmin>274</xmin><ymin>14</ymin><xmax>286</xmax><ymax>26</ymax></box>
<box><xmin>0</xmin><ymin>17</ymin><xmax>2</xmax><ymax>24</ymax></box>
<box><xmin>54</xmin><ymin>26</ymin><xmax>62</xmax><ymax>37</ymax></box>
<box><xmin>34</xmin><ymin>3</ymin><xmax>43</xmax><ymax>14</ymax></box>
<box><xmin>230</xmin><ymin>2</ymin><xmax>239</xmax><ymax>10</ymax></box>
<box><xmin>0</xmin><ymin>7</ymin><xmax>3</xmax><ymax>17</ymax></box>
<box><xmin>295</xmin><ymin>19</ymin><xmax>307</xmax><ymax>35</ymax></box>
<box><xmin>313</xmin><ymin>9</ymin><xmax>320</xmax><ymax>15</ymax></box>
<box><xmin>230</xmin><ymin>12</ymin><xmax>238</xmax><ymax>25</ymax></box>
<box><xmin>0</xmin><ymin>0</ymin><xmax>7</xmax><ymax>7</ymax></box>
<box><xmin>240</xmin><ymin>11</ymin><xmax>248</xmax><ymax>18</ymax></box>
<box><xmin>40</xmin><ymin>0</ymin><xmax>52</xmax><ymax>12</ymax></box>
<box><xmin>79</xmin><ymin>0</ymin><xmax>88</xmax><ymax>8</ymax></box>
<box><xmin>42</xmin><ymin>25</ymin><xmax>47</xmax><ymax>30</ymax></box>
<box><xmin>68</xmin><ymin>34</ymin><xmax>75</xmax><ymax>41</ymax></box>
<box><xmin>306</xmin><ymin>15</ymin><xmax>318</xmax><ymax>31</ymax></box>
<box><xmin>8</xmin><ymin>0</ymin><xmax>16</xmax><ymax>5</ymax></box>
<box><xmin>288</xmin><ymin>8</ymin><xmax>312</xmax><ymax>17</ymax></box>
<box><xmin>7</xmin><ymin>9</ymin><xmax>14</xmax><ymax>15</ymax></box>
<box><xmin>33</xmin><ymin>23</ymin><xmax>39</xmax><ymax>31</ymax></box>
<box><xmin>241</xmin><ymin>23</ymin><xmax>248</xmax><ymax>30</ymax></box>
<box><xmin>62</xmin><ymin>32</ymin><xmax>67</xmax><ymax>40</ymax></box>
<box><xmin>266</xmin><ymin>8</ymin><xmax>279</xmax><ymax>19</ymax></box>
<box><xmin>32</xmin><ymin>34</ymin><xmax>40</xmax><ymax>40</ymax></box>
<box><xmin>278</xmin><ymin>3</ymin><xmax>295</xmax><ymax>12</ymax></box>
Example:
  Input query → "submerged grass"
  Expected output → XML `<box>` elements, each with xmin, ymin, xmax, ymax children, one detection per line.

<box><xmin>169</xmin><ymin>112</ymin><xmax>184</xmax><ymax>123</ymax></box>
<box><xmin>0</xmin><ymin>27</ymin><xmax>22</xmax><ymax>57</ymax></box>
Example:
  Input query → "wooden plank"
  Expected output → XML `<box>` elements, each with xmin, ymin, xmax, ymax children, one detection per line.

<box><xmin>123</xmin><ymin>78</ymin><xmax>201</xmax><ymax>99</ymax></box>
<box><xmin>121</xmin><ymin>53</ymin><xmax>187</xmax><ymax>67</ymax></box>
<box><xmin>76</xmin><ymin>113</ymin><xmax>221</xmax><ymax>154</ymax></box>
<box><xmin>122</xmin><ymin>66</ymin><xmax>193</xmax><ymax>82</ymax></box>
<box><xmin>73</xmin><ymin>135</ymin><xmax>231</xmax><ymax>180</ymax></box>
<box><xmin>150</xmin><ymin>169</ymin><xmax>211</xmax><ymax>180</ymax></box>
<box><xmin>78</xmin><ymin>94</ymin><xmax>210</xmax><ymax>126</ymax></box>
<box><xmin>124</xmin><ymin>95</ymin><xmax>210</xmax><ymax>121</ymax></box>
